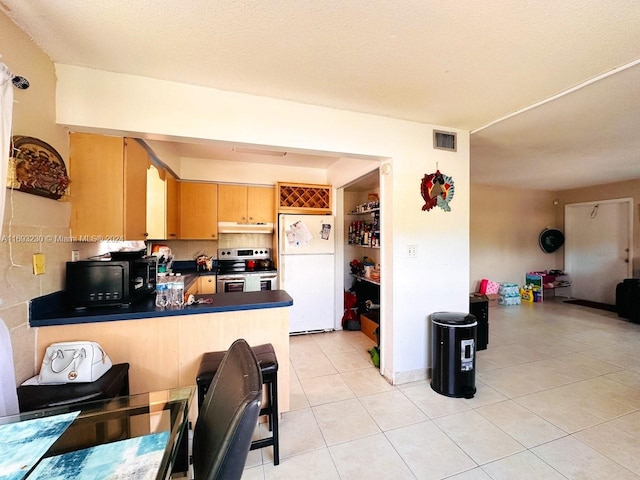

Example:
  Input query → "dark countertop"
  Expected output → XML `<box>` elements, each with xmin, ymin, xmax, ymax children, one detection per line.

<box><xmin>30</xmin><ymin>290</ymin><xmax>293</xmax><ymax>327</ymax></box>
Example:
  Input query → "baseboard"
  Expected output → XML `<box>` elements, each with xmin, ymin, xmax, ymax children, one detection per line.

<box><xmin>393</xmin><ymin>367</ymin><xmax>430</xmax><ymax>385</ymax></box>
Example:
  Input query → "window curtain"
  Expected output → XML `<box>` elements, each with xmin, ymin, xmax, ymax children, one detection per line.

<box><xmin>0</xmin><ymin>62</ymin><xmax>20</xmax><ymax>416</ymax></box>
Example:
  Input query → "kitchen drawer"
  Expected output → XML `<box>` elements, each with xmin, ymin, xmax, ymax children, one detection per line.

<box><xmin>360</xmin><ymin>313</ymin><xmax>379</xmax><ymax>343</ymax></box>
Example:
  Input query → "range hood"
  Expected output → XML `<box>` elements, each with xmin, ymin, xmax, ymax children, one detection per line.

<box><xmin>217</xmin><ymin>222</ymin><xmax>274</xmax><ymax>234</ymax></box>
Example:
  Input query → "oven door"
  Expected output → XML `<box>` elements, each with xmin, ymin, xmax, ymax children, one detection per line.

<box><xmin>217</xmin><ymin>276</ymin><xmax>246</xmax><ymax>293</ymax></box>
<box><xmin>243</xmin><ymin>273</ymin><xmax>278</xmax><ymax>292</ymax></box>
<box><xmin>258</xmin><ymin>273</ymin><xmax>277</xmax><ymax>291</ymax></box>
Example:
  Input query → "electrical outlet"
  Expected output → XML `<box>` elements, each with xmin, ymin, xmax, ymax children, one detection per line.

<box><xmin>33</xmin><ymin>253</ymin><xmax>46</xmax><ymax>275</ymax></box>
<box><xmin>408</xmin><ymin>245</ymin><xmax>417</xmax><ymax>258</ymax></box>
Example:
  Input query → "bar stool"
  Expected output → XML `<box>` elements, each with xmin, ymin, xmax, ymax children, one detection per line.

<box><xmin>196</xmin><ymin>343</ymin><xmax>279</xmax><ymax>465</ymax></box>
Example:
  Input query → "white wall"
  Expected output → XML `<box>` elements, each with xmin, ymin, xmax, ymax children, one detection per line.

<box><xmin>180</xmin><ymin>157</ymin><xmax>327</xmax><ymax>185</ymax></box>
<box><xmin>54</xmin><ymin>64</ymin><xmax>470</xmax><ymax>384</ymax></box>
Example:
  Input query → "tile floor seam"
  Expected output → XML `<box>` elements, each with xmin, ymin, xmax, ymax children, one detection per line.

<box><xmin>502</xmin><ymin>447</ymin><xmax>571</xmax><ymax>480</ymax></box>
<box><xmin>563</xmin><ymin>433</ymin><xmax>640</xmax><ymax>479</ymax></box>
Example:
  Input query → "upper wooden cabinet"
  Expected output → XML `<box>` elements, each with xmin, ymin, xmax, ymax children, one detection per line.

<box><xmin>218</xmin><ymin>185</ymin><xmax>275</xmax><ymax>224</ymax></box>
<box><xmin>70</xmin><ymin>133</ymin><xmax>148</xmax><ymax>240</ymax></box>
<box><xmin>166</xmin><ymin>174</ymin><xmax>181</xmax><ymax>239</ymax></box>
<box><xmin>277</xmin><ymin>182</ymin><xmax>332</xmax><ymax>215</ymax></box>
<box><xmin>180</xmin><ymin>182</ymin><xmax>218</xmax><ymax>239</ymax></box>
<box><xmin>146</xmin><ymin>165</ymin><xmax>181</xmax><ymax>240</ymax></box>
<box><xmin>146</xmin><ymin>164</ymin><xmax>166</xmax><ymax>240</ymax></box>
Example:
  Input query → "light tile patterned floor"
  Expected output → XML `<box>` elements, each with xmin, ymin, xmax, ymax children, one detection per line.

<box><xmin>243</xmin><ymin>299</ymin><xmax>640</xmax><ymax>479</ymax></box>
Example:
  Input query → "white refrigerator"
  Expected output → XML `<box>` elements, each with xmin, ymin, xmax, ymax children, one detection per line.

<box><xmin>279</xmin><ymin>214</ymin><xmax>335</xmax><ymax>333</ymax></box>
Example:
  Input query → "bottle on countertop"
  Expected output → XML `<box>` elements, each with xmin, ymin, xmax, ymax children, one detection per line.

<box><xmin>167</xmin><ymin>273</ymin><xmax>176</xmax><ymax>306</ymax></box>
<box><xmin>155</xmin><ymin>273</ymin><xmax>169</xmax><ymax>308</ymax></box>
<box><xmin>174</xmin><ymin>273</ymin><xmax>185</xmax><ymax>307</ymax></box>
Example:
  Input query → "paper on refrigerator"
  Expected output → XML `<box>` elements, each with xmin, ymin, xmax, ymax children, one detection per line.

<box><xmin>285</xmin><ymin>219</ymin><xmax>333</xmax><ymax>247</ymax></box>
<box><xmin>285</xmin><ymin>220</ymin><xmax>314</xmax><ymax>246</ymax></box>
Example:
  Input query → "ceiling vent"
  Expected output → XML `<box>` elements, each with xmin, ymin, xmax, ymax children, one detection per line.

<box><xmin>433</xmin><ymin>130</ymin><xmax>456</xmax><ymax>152</ymax></box>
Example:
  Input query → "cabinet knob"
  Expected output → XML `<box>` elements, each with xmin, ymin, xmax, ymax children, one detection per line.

<box><xmin>169</xmin><ymin>233</ymin><xmax>176</xmax><ymax>237</ymax></box>
<box><xmin>143</xmin><ymin>232</ymin><xmax>149</xmax><ymax>237</ymax></box>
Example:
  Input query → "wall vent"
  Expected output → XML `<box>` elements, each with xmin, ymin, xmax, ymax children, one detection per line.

<box><xmin>433</xmin><ymin>130</ymin><xmax>457</xmax><ymax>152</ymax></box>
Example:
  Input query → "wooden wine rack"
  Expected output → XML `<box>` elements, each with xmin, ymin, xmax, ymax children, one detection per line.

<box><xmin>277</xmin><ymin>182</ymin><xmax>332</xmax><ymax>214</ymax></box>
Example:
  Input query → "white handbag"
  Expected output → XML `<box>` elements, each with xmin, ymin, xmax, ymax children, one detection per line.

<box><xmin>38</xmin><ymin>341</ymin><xmax>113</xmax><ymax>384</ymax></box>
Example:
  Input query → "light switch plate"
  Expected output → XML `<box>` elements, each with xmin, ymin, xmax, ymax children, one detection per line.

<box><xmin>33</xmin><ymin>253</ymin><xmax>45</xmax><ymax>275</ymax></box>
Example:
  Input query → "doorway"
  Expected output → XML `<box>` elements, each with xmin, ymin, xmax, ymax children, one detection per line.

<box><xmin>565</xmin><ymin>198</ymin><xmax>633</xmax><ymax>304</ymax></box>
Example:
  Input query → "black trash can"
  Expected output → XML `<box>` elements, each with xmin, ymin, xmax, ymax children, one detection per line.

<box><xmin>616</xmin><ymin>278</ymin><xmax>640</xmax><ymax>323</ymax></box>
<box><xmin>430</xmin><ymin>312</ymin><xmax>477</xmax><ymax>399</ymax></box>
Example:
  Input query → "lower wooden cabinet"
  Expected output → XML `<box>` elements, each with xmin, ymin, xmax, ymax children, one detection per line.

<box><xmin>198</xmin><ymin>275</ymin><xmax>216</xmax><ymax>294</ymax></box>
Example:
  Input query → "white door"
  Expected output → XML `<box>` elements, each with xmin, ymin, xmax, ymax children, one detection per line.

<box><xmin>565</xmin><ymin>199</ymin><xmax>633</xmax><ymax>304</ymax></box>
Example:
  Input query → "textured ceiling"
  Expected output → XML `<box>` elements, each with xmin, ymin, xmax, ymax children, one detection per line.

<box><xmin>3</xmin><ymin>0</ymin><xmax>640</xmax><ymax>189</ymax></box>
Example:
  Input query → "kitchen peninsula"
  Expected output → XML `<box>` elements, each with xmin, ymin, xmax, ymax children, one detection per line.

<box><xmin>30</xmin><ymin>289</ymin><xmax>293</xmax><ymax>413</ymax></box>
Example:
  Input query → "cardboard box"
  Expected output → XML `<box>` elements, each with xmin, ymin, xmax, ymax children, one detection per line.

<box><xmin>472</xmin><ymin>293</ymin><xmax>501</xmax><ymax>307</ymax></box>
<box><xmin>360</xmin><ymin>312</ymin><xmax>379</xmax><ymax>343</ymax></box>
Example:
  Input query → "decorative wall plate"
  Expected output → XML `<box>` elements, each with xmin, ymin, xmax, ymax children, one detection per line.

<box><xmin>420</xmin><ymin>170</ymin><xmax>454</xmax><ymax>212</ymax></box>
<box><xmin>539</xmin><ymin>228</ymin><xmax>565</xmax><ymax>253</ymax></box>
<box><xmin>8</xmin><ymin>136</ymin><xmax>70</xmax><ymax>200</ymax></box>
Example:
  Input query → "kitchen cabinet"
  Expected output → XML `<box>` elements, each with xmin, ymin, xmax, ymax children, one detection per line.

<box><xmin>218</xmin><ymin>184</ymin><xmax>274</xmax><ymax>224</ymax></box>
<box><xmin>180</xmin><ymin>182</ymin><xmax>218</xmax><ymax>239</ymax></box>
<box><xmin>146</xmin><ymin>164</ymin><xmax>166</xmax><ymax>239</ymax></box>
<box><xmin>35</xmin><ymin>304</ymin><xmax>291</xmax><ymax>416</ymax></box>
<box><xmin>146</xmin><ymin>165</ymin><xmax>181</xmax><ymax>240</ymax></box>
<box><xmin>70</xmin><ymin>133</ymin><xmax>148</xmax><ymax>240</ymax></box>
<box><xmin>166</xmin><ymin>174</ymin><xmax>181</xmax><ymax>239</ymax></box>
<box><xmin>277</xmin><ymin>182</ymin><xmax>332</xmax><ymax>214</ymax></box>
<box><xmin>198</xmin><ymin>275</ymin><xmax>216</xmax><ymax>294</ymax></box>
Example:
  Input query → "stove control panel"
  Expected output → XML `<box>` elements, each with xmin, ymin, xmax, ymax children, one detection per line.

<box><xmin>217</xmin><ymin>248</ymin><xmax>271</xmax><ymax>260</ymax></box>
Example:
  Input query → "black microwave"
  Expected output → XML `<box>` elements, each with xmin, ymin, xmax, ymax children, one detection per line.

<box><xmin>66</xmin><ymin>257</ymin><xmax>157</xmax><ymax>308</ymax></box>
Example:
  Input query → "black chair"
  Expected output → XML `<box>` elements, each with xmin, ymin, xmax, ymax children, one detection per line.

<box><xmin>192</xmin><ymin>339</ymin><xmax>263</xmax><ymax>480</ymax></box>
<box><xmin>196</xmin><ymin>343</ymin><xmax>280</xmax><ymax>465</ymax></box>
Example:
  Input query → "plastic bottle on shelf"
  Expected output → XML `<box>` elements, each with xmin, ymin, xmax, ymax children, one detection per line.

<box><xmin>155</xmin><ymin>273</ymin><xmax>169</xmax><ymax>308</ymax></box>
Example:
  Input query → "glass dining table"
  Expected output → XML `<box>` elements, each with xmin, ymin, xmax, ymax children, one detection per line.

<box><xmin>0</xmin><ymin>385</ymin><xmax>195</xmax><ymax>480</ymax></box>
